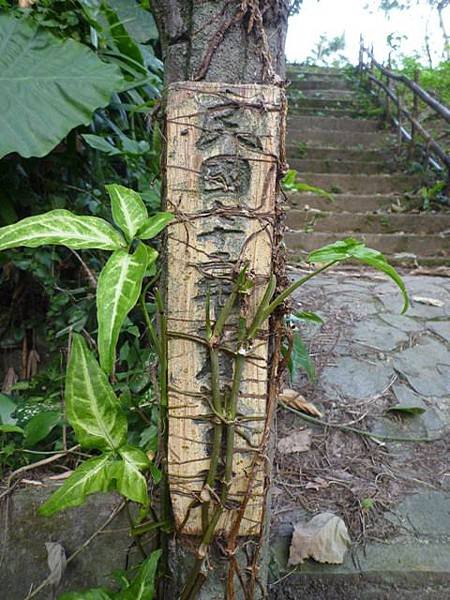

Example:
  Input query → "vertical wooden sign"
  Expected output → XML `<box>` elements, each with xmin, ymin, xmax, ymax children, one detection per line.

<box><xmin>165</xmin><ymin>82</ymin><xmax>282</xmax><ymax>536</ymax></box>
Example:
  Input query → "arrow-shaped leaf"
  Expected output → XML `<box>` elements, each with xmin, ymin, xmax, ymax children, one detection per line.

<box><xmin>97</xmin><ymin>243</ymin><xmax>157</xmax><ymax>374</ymax></box>
<box><xmin>110</xmin><ymin>445</ymin><xmax>150</xmax><ymax>507</ymax></box>
<box><xmin>39</xmin><ymin>454</ymin><xmax>114</xmax><ymax>517</ymax></box>
<box><xmin>137</xmin><ymin>212</ymin><xmax>174</xmax><ymax>240</ymax></box>
<box><xmin>106</xmin><ymin>184</ymin><xmax>148</xmax><ymax>241</ymax></box>
<box><xmin>122</xmin><ymin>549</ymin><xmax>162</xmax><ymax>600</ymax></box>
<box><xmin>308</xmin><ymin>238</ymin><xmax>409</xmax><ymax>314</ymax></box>
<box><xmin>0</xmin><ymin>210</ymin><xmax>125</xmax><ymax>252</ymax></box>
<box><xmin>66</xmin><ymin>335</ymin><xmax>127</xmax><ymax>451</ymax></box>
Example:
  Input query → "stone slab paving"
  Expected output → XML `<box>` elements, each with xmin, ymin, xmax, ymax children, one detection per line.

<box><xmin>271</xmin><ymin>269</ymin><xmax>450</xmax><ymax>599</ymax></box>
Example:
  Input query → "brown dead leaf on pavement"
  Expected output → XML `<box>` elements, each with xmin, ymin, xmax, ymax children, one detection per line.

<box><xmin>288</xmin><ymin>512</ymin><xmax>351</xmax><ymax>566</ymax></box>
<box><xmin>280</xmin><ymin>388</ymin><xmax>323</xmax><ymax>418</ymax></box>
<box><xmin>277</xmin><ymin>429</ymin><xmax>312</xmax><ymax>454</ymax></box>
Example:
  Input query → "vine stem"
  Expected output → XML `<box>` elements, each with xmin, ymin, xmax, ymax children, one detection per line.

<box><xmin>201</xmin><ymin>279</ymin><xmax>241</xmax><ymax>533</ymax></box>
<box><xmin>180</xmin><ymin>350</ymin><xmax>245</xmax><ymax>600</ymax></box>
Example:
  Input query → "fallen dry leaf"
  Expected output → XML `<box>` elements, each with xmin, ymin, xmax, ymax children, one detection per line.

<box><xmin>279</xmin><ymin>388</ymin><xmax>323</xmax><ymax>418</ymax></box>
<box><xmin>277</xmin><ymin>429</ymin><xmax>312</xmax><ymax>454</ymax></box>
<box><xmin>45</xmin><ymin>541</ymin><xmax>66</xmax><ymax>587</ymax></box>
<box><xmin>288</xmin><ymin>512</ymin><xmax>351</xmax><ymax>566</ymax></box>
<box><xmin>2</xmin><ymin>367</ymin><xmax>18</xmax><ymax>394</ymax></box>
<box><xmin>412</xmin><ymin>296</ymin><xmax>445</xmax><ymax>308</ymax></box>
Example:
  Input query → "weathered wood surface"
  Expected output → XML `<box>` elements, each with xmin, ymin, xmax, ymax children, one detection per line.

<box><xmin>165</xmin><ymin>82</ymin><xmax>282</xmax><ymax>536</ymax></box>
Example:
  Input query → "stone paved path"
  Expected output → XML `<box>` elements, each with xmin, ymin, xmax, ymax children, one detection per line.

<box><xmin>271</xmin><ymin>268</ymin><xmax>450</xmax><ymax>599</ymax></box>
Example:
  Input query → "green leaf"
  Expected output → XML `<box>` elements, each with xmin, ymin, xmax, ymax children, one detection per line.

<box><xmin>82</xmin><ymin>134</ymin><xmax>122</xmax><ymax>156</ymax></box>
<box><xmin>121</xmin><ymin>549</ymin><xmax>162</xmax><ymax>600</ymax></box>
<box><xmin>281</xmin><ymin>170</ymin><xmax>334</xmax><ymax>201</ymax></box>
<box><xmin>0</xmin><ymin>424</ymin><xmax>24</xmax><ymax>434</ymax></box>
<box><xmin>386</xmin><ymin>404</ymin><xmax>426</xmax><ymax>416</ymax></box>
<box><xmin>110</xmin><ymin>445</ymin><xmax>150</xmax><ymax>507</ymax></box>
<box><xmin>107</xmin><ymin>0</ymin><xmax>158</xmax><ymax>43</ymax></box>
<box><xmin>0</xmin><ymin>15</ymin><xmax>124</xmax><ymax>159</ymax></box>
<box><xmin>0</xmin><ymin>210</ymin><xmax>125</xmax><ymax>252</ymax></box>
<box><xmin>24</xmin><ymin>411</ymin><xmax>61</xmax><ymax>447</ymax></box>
<box><xmin>137</xmin><ymin>212</ymin><xmax>174</xmax><ymax>240</ymax></box>
<box><xmin>291</xmin><ymin>332</ymin><xmax>316</xmax><ymax>382</ymax></box>
<box><xmin>106</xmin><ymin>184</ymin><xmax>148</xmax><ymax>241</ymax></box>
<box><xmin>66</xmin><ymin>335</ymin><xmax>127</xmax><ymax>451</ymax></box>
<box><xmin>308</xmin><ymin>238</ymin><xmax>409</xmax><ymax>314</ymax></box>
<box><xmin>293</xmin><ymin>311</ymin><xmax>324</xmax><ymax>325</ymax></box>
<box><xmin>102</xmin><ymin>3</ymin><xmax>146</xmax><ymax>73</ymax></box>
<box><xmin>58</xmin><ymin>589</ymin><xmax>113</xmax><ymax>600</ymax></box>
<box><xmin>97</xmin><ymin>243</ymin><xmax>156</xmax><ymax>374</ymax></box>
<box><xmin>0</xmin><ymin>393</ymin><xmax>17</xmax><ymax>425</ymax></box>
<box><xmin>39</xmin><ymin>455</ymin><xmax>114</xmax><ymax>517</ymax></box>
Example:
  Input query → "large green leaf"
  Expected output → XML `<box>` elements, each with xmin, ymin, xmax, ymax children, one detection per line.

<box><xmin>308</xmin><ymin>238</ymin><xmax>409</xmax><ymax>313</ymax></box>
<box><xmin>137</xmin><ymin>212</ymin><xmax>174</xmax><ymax>240</ymax></box>
<box><xmin>0</xmin><ymin>15</ymin><xmax>124</xmax><ymax>159</ymax></box>
<box><xmin>110</xmin><ymin>445</ymin><xmax>150</xmax><ymax>507</ymax></box>
<box><xmin>102</xmin><ymin>3</ymin><xmax>146</xmax><ymax>73</ymax></box>
<box><xmin>24</xmin><ymin>411</ymin><xmax>61</xmax><ymax>447</ymax></box>
<box><xmin>121</xmin><ymin>550</ymin><xmax>162</xmax><ymax>600</ymax></box>
<box><xmin>107</xmin><ymin>0</ymin><xmax>158</xmax><ymax>43</ymax></box>
<box><xmin>0</xmin><ymin>394</ymin><xmax>17</xmax><ymax>425</ymax></box>
<box><xmin>0</xmin><ymin>210</ymin><xmax>125</xmax><ymax>252</ymax></box>
<box><xmin>66</xmin><ymin>335</ymin><xmax>127</xmax><ymax>451</ymax></box>
<box><xmin>106</xmin><ymin>184</ymin><xmax>148</xmax><ymax>241</ymax></box>
<box><xmin>39</xmin><ymin>454</ymin><xmax>114</xmax><ymax>516</ymax></box>
<box><xmin>97</xmin><ymin>243</ymin><xmax>157</xmax><ymax>374</ymax></box>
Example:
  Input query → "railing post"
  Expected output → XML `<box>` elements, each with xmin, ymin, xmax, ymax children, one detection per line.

<box><xmin>408</xmin><ymin>68</ymin><xmax>420</xmax><ymax>160</ymax></box>
<box><xmin>385</xmin><ymin>56</ymin><xmax>392</xmax><ymax>124</ymax></box>
<box><xmin>396</xmin><ymin>85</ymin><xmax>402</xmax><ymax>148</ymax></box>
<box><xmin>358</xmin><ymin>34</ymin><xmax>364</xmax><ymax>75</ymax></box>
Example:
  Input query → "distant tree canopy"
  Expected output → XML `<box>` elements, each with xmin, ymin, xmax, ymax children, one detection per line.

<box><xmin>377</xmin><ymin>0</ymin><xmax>448</xmax><ymax>11</ymax></box>
<box><xmin>289</xmin><ymin>0</ymin><xmax>304</xmax><ymax>14</ymax></box>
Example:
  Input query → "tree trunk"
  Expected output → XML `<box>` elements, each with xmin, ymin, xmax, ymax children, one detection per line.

<box><xmin>153</xmin><ymin>2</ymin><xmax>289</xmax><ymax>597</ymax></box>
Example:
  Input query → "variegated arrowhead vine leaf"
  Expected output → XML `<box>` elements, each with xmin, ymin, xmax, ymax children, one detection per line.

<box><xmin>121</xmin><ymin>549</ymin><xmax>162</xmax><ymax>600</ymax></box>
<box><xmin>39</xmin><ymin>454</ymin><xmax>114</xmax><ymax>516</ymax></box>
<box><xmin>106</xmin><ymin>184</ymin><xmax>148</xmax><ymax>241</ymax></box>
<box><xmin>0</xmin><ymin>210</ymin><xmax>125</xmax><ymax>252</ymax></box>
<box><xmin>66</xmin><ymin>334</ymin><xmax>127</xmax><ymax>451</ymax></box>
<box><xmin>97</xmin><ymin>243</ymin><xmax>157</xmax><ymax>374</ymax></box>
<box><xmin>308</xmin><ymin>238</ymin><xmax>409</xmax><ymax>313</ymax></box>
<box><xmin>137</xmin><ymin>212</ymin><xmax>174</xmax><ymax>240</ymax></box>
<box><xmin>110</xmin><ymin>445</ymin><xmax>151</xmax><ymax>507</ymax></box>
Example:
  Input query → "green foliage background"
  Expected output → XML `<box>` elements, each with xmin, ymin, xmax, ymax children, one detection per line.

<box><xmin>0</xmin><ymin>0</ymin><xmax>163</xmax><ymax>473</ymax></box>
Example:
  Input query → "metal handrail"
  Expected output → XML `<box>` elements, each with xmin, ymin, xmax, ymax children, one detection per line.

<box><xmin>358</xmin><ymin>37</ymin><xmax>450</xmax><ymax>187</ymax></box>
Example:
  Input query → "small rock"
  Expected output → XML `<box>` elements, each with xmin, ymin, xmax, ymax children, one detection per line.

<box><xmin>288</xmin><ymin>512</ymin><xmax>351</xmax><ymax>566</ymax></box>
<box><xmin>277</xmin><ymin>429</ymin><xmax>312</xmax><ymax>454</ymax></box>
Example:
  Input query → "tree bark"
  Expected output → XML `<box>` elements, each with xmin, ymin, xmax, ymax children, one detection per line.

<box><xmin>153</xmin><ymin>2</ymin><xmax>289</xmax><ymax>598</ymax></box>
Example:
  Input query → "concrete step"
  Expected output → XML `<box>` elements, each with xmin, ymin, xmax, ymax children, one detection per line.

<box><xmin>288</xmin><ymin>115</ymin><xmax>380</xmax><ymax>133</ymax></box>
<box><xmin>287</xmin><ymin>192</ymin><xmax>403</xmax><ymax>212</ymax></box>
<box><xmin>286</xmin><ymin>146</ymin><xmax>386</xmax><ymax>162</ymax></box>
<box><xmin>287</xmin><ymin>210</ymin><xmax>450</xmax><ymax>234</ymax></box>
<box><xmin>287</xmin><ymin>129</ymin><xmax>392</xmax><ymax>148</ymax></box>
<box><xmin>287</xmin><ymin>66</ymin><xmax>343</xmax><ymax>76</ymax></box>
<box><xmin>297</xmin><ymin>172</ymin><xmax>421</xmax><ymax>194</ymax></box>
<box><xmin>289</xmin><ymin>97</ymin><xmax>360</xmax><ymax>111</ymax></box>
<box><xmin>289</xmin><ymin>158</ymin><xmax>388</xmax><ymax>175</ymax></box>
<box><xmin>288</xmin><ymin>115</ymin><xmax>380</xmax><ymax>132</ymax></box>
<box><xmin>295</xmin><ymin>89</ymin><xmax>358</xmax><ymax>101</ymax></box>
<box><xmin>289</xmin><ymin>107</ymin><xmax>367</xmax><ymax>118</ymax></box>
<box><xmin>290</xmin><ymin>78</ymin><xmax>354</xmax><ymax>91</ymax></box>
<box><xmin>285</xmin><ymin>230</ymin><xmax>449</xmax><ymax>258</ymax></box>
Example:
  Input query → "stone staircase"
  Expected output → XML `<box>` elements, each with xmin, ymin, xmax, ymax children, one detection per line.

<box><xmin>285</xmin><ymin>66</ymin><xmax>450</xmax><ymax>266</ymax></box>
